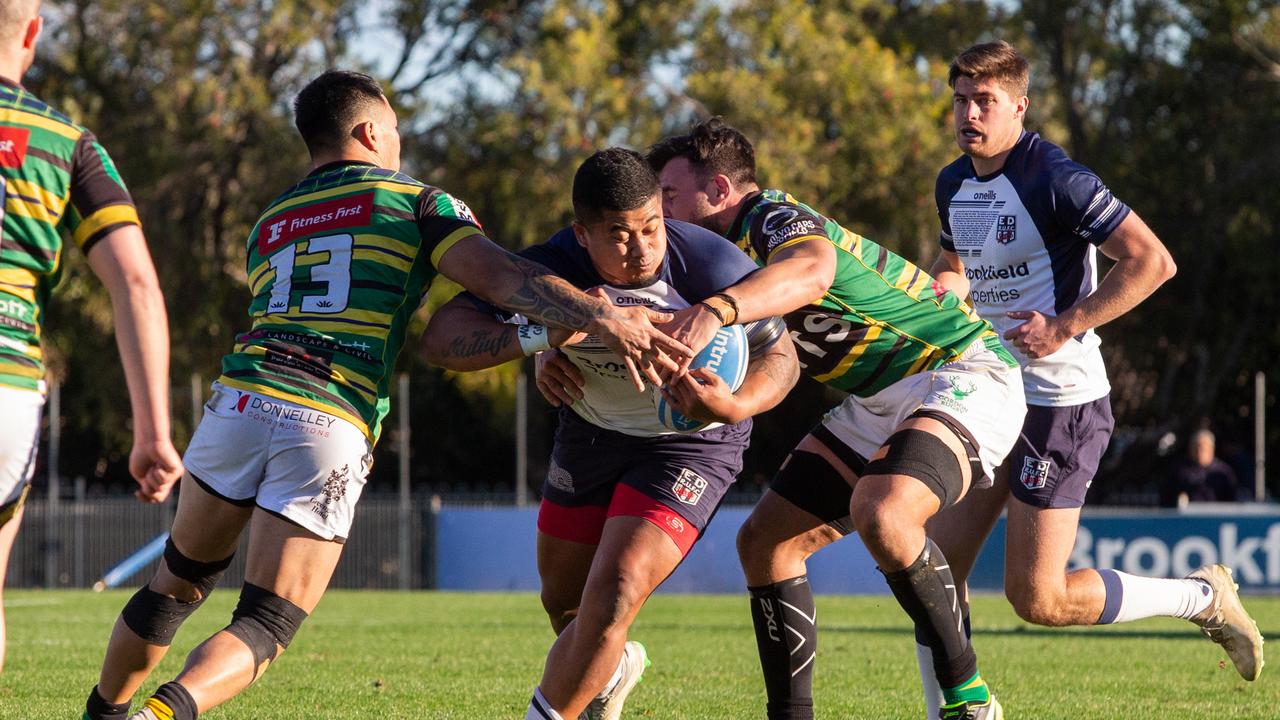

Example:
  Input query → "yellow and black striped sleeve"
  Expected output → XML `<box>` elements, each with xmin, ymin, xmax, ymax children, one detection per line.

<box><xmin>415</xmin><ymin>187</ymin><xmax>488</xmax><ymax>269</ymax></box>
<box><xmin>66</xmin><ymin>131</ymin><xmax>139</xmax><ymax>253</ymax></box>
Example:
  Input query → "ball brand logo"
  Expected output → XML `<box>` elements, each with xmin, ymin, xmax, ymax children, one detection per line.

<box><xmin>703</xmin><ymin>330</ymin><xmax>730</xmax><ymax>374</ymax></box>
<box><xmin>972</xmin><ymin>190</ymin><xmax>998</xmax><ymax>200</ymax></box>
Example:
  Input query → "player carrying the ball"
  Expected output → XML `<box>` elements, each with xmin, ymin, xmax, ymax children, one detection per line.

<box><xmin>649</xmin><ymin>118</ymin><xmax>1025</xmax><ymax>720</ymax></box>
<box><xmin>422</xmin><ymin>147</ymin><xmax>799</xmax><ymax>720</ymax></box>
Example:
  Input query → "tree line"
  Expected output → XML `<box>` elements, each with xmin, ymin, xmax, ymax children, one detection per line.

<box><xmin>27</xmin><ymin>0</ymin><xmax>1280</xmax><ymax>501</ymax></box>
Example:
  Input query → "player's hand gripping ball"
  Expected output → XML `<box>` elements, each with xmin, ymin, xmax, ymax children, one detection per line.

<box><xmin>654</xmin><ymin>324</ymin><xmax>749</xmax><ymax>432</ymax></box>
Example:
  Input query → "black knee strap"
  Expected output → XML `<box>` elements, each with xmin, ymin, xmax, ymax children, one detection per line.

<box><xmin>163</xmin><ymin>538</ymin><xmax>233</xmax><ymax>599</ymax></box>
<box><xmin>864</xmin><ymin>428</ymin><xmax>963</xmax><ymax>507</ymax></box>
<box><xmin>121</xmin><ymin>586</ymin><xmax>202</xmax><ymax>646</ymax></box>
<box><xmin>224</xmin><ymin>583</ymin><xmax>309</xmax><ymax>669</ymax></box>
<box><xmin>770</xmin><ymin>448</ymin><xmax>862</xmax><ymax>536</ymax></box>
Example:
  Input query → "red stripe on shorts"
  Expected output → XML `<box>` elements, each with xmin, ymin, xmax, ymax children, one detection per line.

<box><xmin>607</xmin><ymin>483</ymin><xmax>699</xmax><ymax>556</ymax></box>
<box><xmin>537</xmin><ymin>498</ymin><xmax>608</xmax><ymax>545</ymax></box>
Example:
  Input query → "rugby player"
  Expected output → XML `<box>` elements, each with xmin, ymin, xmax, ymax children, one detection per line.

<box><xmin>423</xmin><ymin>147</ymin><xmax>798</xmax><ymax>720</ymax></box>
<box><xmin>908</xmin><ymin>41</ymin><xmax>1261</xmax><ymax>715</ymax></box>
<box><xmin>0</xmin><ymin>0</ymin><xmax>181</xmax><ymax>675</ymax></box>
<box><xmin>649</xmin><ymin>118</ymin><xmax>1025</xmax><ymax>720</ymax></box>
<box><xmin>82</xmin><ymin>73</ymin><xmax>689</xmax><ymax>720</ymax></box>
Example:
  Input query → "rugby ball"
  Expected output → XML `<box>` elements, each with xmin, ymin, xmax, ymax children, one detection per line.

<box><xmin>654</xmin><ymin>324</ymin><xmax>750</xmax><ymax>433</ymax></box>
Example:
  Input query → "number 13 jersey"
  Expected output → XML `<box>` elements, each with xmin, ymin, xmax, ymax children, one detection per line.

<box><xmin>219</xmin><ymin>161</ymin><xmax>484</xmax><ymax>442</ymax></box>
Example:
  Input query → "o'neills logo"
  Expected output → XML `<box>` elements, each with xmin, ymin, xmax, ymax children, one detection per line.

<box><xmin>256</xmin><ymin>192</ymin><xmax>373</xmax><ymax>254</ymax></box>
<box><xmin>965</xmin><ymin>261</ymin><xmax>1030</xmax><ymax>281</ymax></box>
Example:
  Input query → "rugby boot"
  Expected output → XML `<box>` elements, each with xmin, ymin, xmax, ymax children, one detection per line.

<box><xmin>1188</xmin><ymin>564</ymin><xmax>1265</xmax><ymax>680</ymax></box>
<box><xmin>580</xmin><ymin>641</ymin><xmax>650</xmax><ymax>720</ymax></box>
<box><xmin>939</xmin><ymin>695</ymin><xmax>1003</xmax><ymax>720</ymax></box>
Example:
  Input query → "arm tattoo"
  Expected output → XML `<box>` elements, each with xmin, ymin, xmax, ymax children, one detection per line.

<box><xmin>498</xmin><ymin>255</ymin><xmax>602</xmax><ymax>329</ymax></box>
<box><xmin>444</xmin><ymin>328</ymin><xmax>515</xmax><ymax>361</ymax></box>
<box><xmin>757</xmin><ymin>344</ymin><xmax>800</xmax><ymax>392</ymax></box>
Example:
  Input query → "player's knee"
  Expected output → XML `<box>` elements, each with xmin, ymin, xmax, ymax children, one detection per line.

<box><xmin>1005</xmin><ymin>584</ymin><xmax>1070</xmax><ymax>627</ymax></box>
<box><xmin>849</xmin><ymin>501</ymin><xmax>904</xmax><ymax>551</ymax></box>
<box><xmin>121</xmin><ymin>586</ymin><xmax>200</xmax><ymax>646</ymax></box>
<box><xmin>223</xmin><ymin>583</ymin><xmax>309</xmax><ymax>671</ymax></box>
<box><xmin>539</xmin><ymin>588</ymin><xmax>579</xmax><ymax>633</ymax></box>
<box><xmin>159</xmin><ymin>538</ymin><xmax>234</xmax><ymax>603</ymax></box>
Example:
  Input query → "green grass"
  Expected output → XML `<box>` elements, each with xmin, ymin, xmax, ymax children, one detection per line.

<box><xmin>3</xmin><ymin>590</ymin><xmax>1278</xmax><ymax>719</ymax></box>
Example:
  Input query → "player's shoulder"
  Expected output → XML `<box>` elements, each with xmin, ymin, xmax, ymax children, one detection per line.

<box><xmin>747</xmin><ymin>189</ymin><xmax>829</xmax><ymax>248</ymax></box>
<box><xmin>663</xmin><ymin>218</ymin><xmax>758</xmax><ymax>291</ymax></box>
<box><xmin>1008</xmin><ymin>131</ymin><xmax>1098</xmax><ymax>190</ymax></box>
<box><xmin>0</xmin><ymin>82</ymin><xmax>85</xmax><ymax>135</ymax></box>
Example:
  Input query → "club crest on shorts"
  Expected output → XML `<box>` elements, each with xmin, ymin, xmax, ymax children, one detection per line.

<box><xmin>672</xmin><ymin>468</ymin><xmax>707</xmax><ymax>506</ymax></box>
<box><xmin>311</xmin><ymin>465</ymin><xmax>350</xmax><ymax>520</ymax></box>
<box><xmin>1020</xmin><ymin>457</ymin><xmax>1052</xmax><ymax>491</ymax></box>
<box><xmin>547</xmin><ymin>457</ymin><xmax>574</xmax><ymax>493</ymax></box>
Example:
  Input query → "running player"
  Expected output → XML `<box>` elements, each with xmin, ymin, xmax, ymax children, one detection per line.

<box><xmin>82</xmin><ymin>72</ymin><xmax>689</xmax><ymax>720</ymax></box>
<box><xmin>908</xmin><ymin>41</ymin><xmax>1261</xmax><ymax>716</ymax></box>
<box><xmin>649</xmin><ymin>118</ymin><xmax>1025</xmax><ymax>720</ymax></box>
<box><xmin>0</xmin><ymin>0</ymin><xmax>181</xmax><ymax>675</ymax></box>
<box><xmin>423</xmin><ymin>147</ymin><xmax>798</xmax><ymax>720</ymax></box>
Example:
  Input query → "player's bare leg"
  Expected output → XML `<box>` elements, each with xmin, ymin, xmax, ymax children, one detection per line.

<box><xmin>737</xmin><ymin>434</ymin><xmax>854</xmax><ymax>720</ymax></box>
<box><xmin>87</xmin><ymin>475</ymin><xmax>250</xmax><ymax>719</ymax></box>
<box><xmin>0</xmin><ymin>499</ymin><xmax>25</xmax><ymax>675</ymax></box>
<box><xmin>530</xmin><ymin>516</ymin><xmax>681</xmax><ymax>719</ymax></box>
<box><xmin>915</xmin><ymin>475</ymin><xmax>1010</xmax><ymax>718</ymax></box>
<box><xmin>537</xmin><ymin>531</ymin><xmax>598</xmax><ymax>634</ymax></box>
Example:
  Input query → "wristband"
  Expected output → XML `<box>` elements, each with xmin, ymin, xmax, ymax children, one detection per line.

<box><xmin>698</xmin><ymin>300</ymin><xmax>727</xmax><ymax>325</ymax></box>
<box><xmin>517</xmin><ymin>324</ymin><xmax>552</xmax><ymax>355</ymax></box>
<box><xmin>700</xmin><ymin>296</ymin><xmax>735</xmax><ymax>327</ymax></box>
<box><xmin>712</xmin><ymin>292</ymin><xmax>740</xmax><ymax>325</ymax></box>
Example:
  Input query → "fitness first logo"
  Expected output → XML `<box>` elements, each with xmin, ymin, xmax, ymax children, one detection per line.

<box><xmin>257</xmin><ymin>192</ymin><xmax>373</xmax><ymax>254</ymax></box>
<box><xmin>311</xmin><ymin>465</ymin><xmax>351</xmax><ymax>520</ymax></box>
<box><xmin>672</xmin><ymin>468</ymin><xmax>708</xmax><ymax>506</ymax></box>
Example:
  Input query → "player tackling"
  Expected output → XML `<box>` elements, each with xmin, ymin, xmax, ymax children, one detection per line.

<box><xmin>910</xmin><ymin>41</ymin><xmax>1261</xmax><ymax>716</ymax></box>
<box><xmin>423</xmin><ymin>147</ymin><xmax>798</xmax><ymax>720</ymax></box>
<box><xmin>649</xmin><ymin>118</ymin><xmax>1026</xmax><ymax>720</ymax></box>
<box><xmin>82</xmin><ymin>72</ymin><xmax>688</xmax><ymax>720</ymax></box>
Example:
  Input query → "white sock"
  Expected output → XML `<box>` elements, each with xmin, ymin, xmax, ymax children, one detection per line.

<box><xmin>526</xmin><ymin>687</ymin><xmax>564</xmax><ymax>720</ymax></box>
<box><xmin>1095</xmin><ymin>569</ymin><xmax>1213</xmax><ymax>624</ymax></box>
<box><xmin>595</xmin><ymin>653</ymin><xmax>625</xmax><ymax>699</ymax></box>
<box><xmin>916</xmin><ymin>642</ymin><xmax>944</xmax><ymax>719</ymax></box>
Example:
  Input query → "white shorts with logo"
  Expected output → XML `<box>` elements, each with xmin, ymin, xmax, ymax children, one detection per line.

<box><xmin>821</xmin><ymin>339</ymin><xmax>1027</xmax><ymax>486</ymax></box>
<box><xmin>0</xmin><ymin>384</ymin><xmax>43</xmax><ymax>511</ymax></box>
<box><xmin>183</xmin><ymin>382</ymin><xmax>372</xmax><ymax>541</ymax></box>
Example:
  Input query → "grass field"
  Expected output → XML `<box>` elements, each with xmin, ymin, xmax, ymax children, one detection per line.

<box><xmin>2</xmin><ymin>589</ymin><xmax>1277</xmax><ymax>719</ymax></box>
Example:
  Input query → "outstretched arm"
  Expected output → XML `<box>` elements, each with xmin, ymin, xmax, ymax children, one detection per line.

<box><xmin>85</xmin><ymin>225</ymin><xmax>183</xmax><ymax>503</ymax></box>
<box><xmin>928</xmin><ymin>249</ymin><xmax>969</xmax><ymax>299</ymax></box>
<box><xmin>435</xmin><ymin>235</ymin><xmax>689</xmax><ymax>389</ymax></box>
<box><xmin>1004</xmin><ymin>211</ymin><xmax>1176</xmax><ymax>358</ymax></box>
<box><xmin>663</xmin><ymin>238</ymin><xmax>835</xmax><ymax>356</ymax></box>
<box><xmin>422</xmin><ymin>293</ymin><xmax>581</xmax><ymax>371</ymax></box>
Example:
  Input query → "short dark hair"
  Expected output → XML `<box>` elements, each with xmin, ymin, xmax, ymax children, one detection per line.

<box><xmin>948</xmin><ymin>41</ymin><xmax>1030</xmax><ymax>98</ymax></box>
<box><xmin>572</xmin><ymin>148</ymin><xmax>660</xmax><ymax>224</ymax></box>
<box><xmin>293</xmin><ymin>70</ymin><xmax>387</xmax><ymax>155</ymax></box>
<box><xmin>646</xmin><ymin>117</ymin><xmax>756</xmax><ymax>186</ymax></box>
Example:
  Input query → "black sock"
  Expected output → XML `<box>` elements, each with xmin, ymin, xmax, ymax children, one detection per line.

<box><xmin>883</xmin><ymin>539</ymin><xmax>976</xmax><ymax>689</ymax></box>
<box><xmin>148</xmin><ymin>682</ymin><xmax>199</xmax><ymax>720</ymax></box>
<box><xmin>84</xmin><ymin>685</ymin><xmax>131</xmax><ymax>719</ymax></box>
<box><xmin>748</xmin><ymin>575</ymin><xmax>817</xmax><ymax>720</ymax></box>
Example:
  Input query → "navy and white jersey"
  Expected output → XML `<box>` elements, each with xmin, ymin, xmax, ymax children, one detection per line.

<box><xmin>936</xmin><ymin>131</ymin><xmax>1130</xmax><ymax>407</ymax></box>
<box><xmin>470</xmin><ymin>219</ymin><xmax>785</xmax><ymax>436</ymax></box>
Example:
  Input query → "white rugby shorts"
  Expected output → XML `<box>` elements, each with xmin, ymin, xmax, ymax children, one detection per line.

<box><xmin>821</xmin><ymin>339</ymin><xmax>1027</xmax><ymax>486</ymax></box>
<box><xmin>183</xmin><ymin>382</ymin><xmax>372</xmax><ymax>541</ymax></box>
<box><xmin>0</xmin><ymin>384</ymin><xmax>43</xmax><ymax>510</ymax></box>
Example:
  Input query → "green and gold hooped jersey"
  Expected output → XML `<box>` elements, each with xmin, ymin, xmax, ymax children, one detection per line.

<box><xmin>0</xmin><ymin>78</ymin><xmax>141</xmax><ymax>392</ymax></box>
<box><xmin>218</xmin><ymin>161</ymin><xmax>485</xmax><ymax>442</ymax></box>
<box><xmin>728</xmin><ymin>189</ymin><xmax>1011</xmax><ymax>397</ymax></box>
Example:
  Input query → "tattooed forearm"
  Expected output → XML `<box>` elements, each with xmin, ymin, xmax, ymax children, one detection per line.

<box><xmin>445</xmin><ymin>329</ymin><xmax>515</xmax><ymax>361</ymax></box>
<box><xmin>498</xmin><ymin>255</ymin><xmax>603</xmax><ymax>330</ymax></box>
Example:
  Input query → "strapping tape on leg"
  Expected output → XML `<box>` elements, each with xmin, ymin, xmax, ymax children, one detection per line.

<box><xmin>223</xmin><ymin>582</ymin><xmax>309</xmax><ymax>670</ymax></box>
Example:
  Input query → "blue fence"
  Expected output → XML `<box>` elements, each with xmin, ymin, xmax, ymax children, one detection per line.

<box><xmin>434</xmin><ymin>504</ymin><xmax>1280</xmax><ymax>594</ymax></box>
